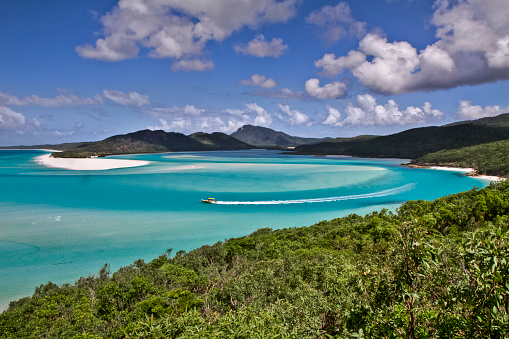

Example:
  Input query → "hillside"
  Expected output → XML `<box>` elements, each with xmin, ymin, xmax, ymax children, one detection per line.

<box><xmin>412</xmin><ymin>139</ymin><xmax>509</xmax><ymax>177</ymax></box>
<box><xmin>446</xmin><ymin>112</ymin><xmax>509</xmax><ymax>127</ymax></box>
<box><xmin>230</xmin><ymin>125</ymin><xmax>328</xmax><ymax>147</ymax></box>
<box><xmin>52</xmin><ymin>130</ymin><xmax>255</xmax><ymax>158</ymax></box>
<box><xmin>296</xmin><ymin>117</ymin><xmax>509</xmax><ymax>158</ymax></box>
<box><xmin>2</xmin><ymin>181</ymin><xmax>509</xmax><ymax>337</ymax></box>
<box><xmin>0</xmin><ymin>142</ymin><xmax>93</xmax><ymax>151</ymax></box>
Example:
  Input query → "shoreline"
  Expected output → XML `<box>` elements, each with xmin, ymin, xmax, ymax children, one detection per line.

<box><xmin>405</xmin><ymin>163</ymin><xmax>503</xmax><ymax>182</ymax></box>
<box><xmin>35</xmin><ymin>153</ymin><xmax>151</xmax><ymax>171</ymax></box>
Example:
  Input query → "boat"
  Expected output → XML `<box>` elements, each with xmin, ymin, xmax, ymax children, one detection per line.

<box><xmin>201</xmin><ymin>198</ymin><xmax>217</xmax><ymax>204</ymax></box>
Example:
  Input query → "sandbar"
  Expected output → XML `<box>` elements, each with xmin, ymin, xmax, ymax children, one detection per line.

<box><xmin>35</xmin><ymin>154</ymin><xmax>151</xmax><ymax>171</ymax></box>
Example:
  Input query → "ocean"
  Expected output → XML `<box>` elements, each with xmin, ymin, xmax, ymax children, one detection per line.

<box><xmin>0</xmin><ymin>149</ymin><xmax>490</xmax><ymax>310</ymax></box>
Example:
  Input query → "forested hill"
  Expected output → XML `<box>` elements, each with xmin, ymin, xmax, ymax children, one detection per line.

<box><xmin>2</xmin><ymin>181</ymin><xmax>509</xmax><ymax>337</ymax></box>
<box><xmin>295</xmin><ymin>113</ymin><xmax>509</xmax><ymax>159</ymax></box>
<box><xmin>230</xmin><ymin>124</ymin><xmax>329</xmax><ymax>147</ymax></box>
<box><xmin>52</xmin><ymin>130</ymin><xmax>255</xmax><ymax>158</ymax></box>
<box><xmin>412</xmin><ymin>139</ymin><xmax>509</xmax><ymax>177</ymax></box>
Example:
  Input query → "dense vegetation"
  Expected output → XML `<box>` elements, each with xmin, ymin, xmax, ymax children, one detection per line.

<box><xmin>231</xmin><ymin>125</ymin><xmax>329</xmax><ymax>148</ymax></box>
<box><xmin>0</xmin><ymin>142</ymin><xmax>93</xmax><ymax>151</ymax></box>
<box><xmin>2</xmin><ymin>181</ymin><xmax>509</xmax><ymax>338</ymax></box>
<box><xmin>296</xmin><ymin>123</ymin><xmax>509</xmax><ymax>159</ymax></box>
<box><xmin>413</xmin><ymin>139</ymin><xmax>509</xmax><ymax>177</ymax></box>
<box><xmin>52</xmin><ymin>130</ymin><xmax>255</xmax><ymax>158</ymax></box>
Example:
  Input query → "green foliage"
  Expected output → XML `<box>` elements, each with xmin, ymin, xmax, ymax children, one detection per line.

<box><xmin>296</xmin><ymin>120</ymin><xmax>509</xmax><ymax>159</ymax></box>
<box><xmin>2</xmin><ymin>181</ymin><xmax>509</xmax><ymax>338</ymax></box>
<box><xmin>52</xmin><ymin>129</ymin><xmax>255</xmax><ymax>158</ymax></box>
<box><xmin>413</xmin><ymin>139</ymin><xmax>509</xmax><ymax>177</ymax></box>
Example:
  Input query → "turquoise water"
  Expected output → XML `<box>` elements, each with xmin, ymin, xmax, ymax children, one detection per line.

<box><xmin>0</xmin><ymin>150</ymin><xmax>490</xmax><ymax>310</ymax></box>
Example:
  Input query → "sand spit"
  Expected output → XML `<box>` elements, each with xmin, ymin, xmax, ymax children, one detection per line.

<box><xmin>35</xmin><ymin>154</ymin><xmax>151</xmax><ymax>171</ymax></box>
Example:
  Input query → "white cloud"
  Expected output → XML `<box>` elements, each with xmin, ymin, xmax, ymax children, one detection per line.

<box><xmin>314</xmin><ymin>51</ymin><xmax>366</xmax><ymax>77</ymax></box>
<box><xmin>239</xmin><ymin>74</ymin><xmax>277</xmax><ymax>89</ymax></box>
<box><xmin>314</xmin><ymin>0</ymin><xmax>509</xmax><ymax>93</ymax></box>
<box><xmin>249</xmin><ymin>87</ymin><xmax>304</xmax><ymax>99</ymax></box>
<box><xmin>323</xmin><ymin>95</ymin><xmax>443</xmax><ymax>126</ymax></box>
<box><xmin>322</xmin><ymin>106</ymin><xmax>342</xmax><ymax>126</ymax></box>
<box><xmin>0</xmin><ymin>91</ymin><xmax>104</xmax><ymax>107</ymax></box>
<box><xmin>244</xmin><ymin>103</ymin><xmax>272</xmax><ymax>126</ymax></box>
<box><xmin>77</xmin><ymin>0</ymin><xmax>297</xmax><ymax>63</ymax></box>
<box><xmin>144</xmin><ymin>102</ymin><xmax>274</xmax><ymax>133</ymax></box>
<box><xmin>233</xmin><ymin>34</ymin><xmax>288</xmax><ymax>58</ymax></box>
<box><xmin>305</xmin><ymin>78</ymin><xmax>347</xmax><ymax>99</ymax></box>
<box><xmin>171</xmin><ymin>59</ymin><xmax>215</xmax><ymax>72</ymax></box>
<box><xmin>457</xmin><ymin>100</ymin><xmax>509</xmax><ymax>120</ymax></box>
<box><xmin>306</xmin><ymin>2</ymin><xmax>367</xmax><ymax>43</ymax></box>
<box><xmin>102</xmin><ymin>89</ymin><xmax>150</xmax><ymax>107</ymax></box>
<box><xmin>278</xmin><ymin>103</ymin><xmax>309</xmax><ymax>125</ymax></box>
<box><xmin>0</xmin><ymin>107</ymin><xmax>26</xmax><ymax>131</ymax></box>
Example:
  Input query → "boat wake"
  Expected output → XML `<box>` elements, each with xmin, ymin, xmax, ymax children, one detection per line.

<box><xmin>215</xmin><ymin>183</ymin><xmax>415</xmax><ymax>205</ymax></box>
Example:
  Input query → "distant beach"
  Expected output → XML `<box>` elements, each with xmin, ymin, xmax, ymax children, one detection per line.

<box><xmin>35</xmin><ymin>153</ymin><xmax>151</xmax><ymax>171</ymax></box>
<box><xmin>407</xmin><ymin>164</ymin><xmax>503</xmax><ymax>182</ymax></box>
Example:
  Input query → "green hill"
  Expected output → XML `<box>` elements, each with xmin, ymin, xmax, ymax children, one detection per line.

<box><xmin>230</xmin><ymin>125</ymin><xmax>329</xmax><ymax>148</ymax></box>
<box><xmin>412</xmin><ymin>139</ymin><xmax>509</xmax><ymax>177</ymax></box>
<box><xmin>446</xmin><ymin>112</ymin><xmax>509</xmax><ymax>127</ymax></box>
<box><xmin>0</xmin><ymin>142</ymin><xmax>93</xmax><ymax>151</ymax></box>
<box><xmin>52</xmin><ymin>130</ymin><xmax>255</xmax><ymax>158</ymax></box>
<box><xmin>2</xmin><ymin>181</ymin><xmax>509</xmax><ymax>337</ymax></box>
<box><xmin>296</xmin><ymin>115</ymin><xmax>509</xmax><ymax>159</ymax></box>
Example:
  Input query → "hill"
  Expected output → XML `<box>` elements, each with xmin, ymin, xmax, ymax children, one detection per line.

<box><xmin>2</xmin><ymin>181</ymin><xmax>509</xmax><ymax>337</ymax></box>
<box><xmin>296</xmin><ymin>115</ymin><xmax>509</xmax><ymax>158</ymax></box>
<box><xmin>411</xmin><ymin>139</ymin><xmax>509</xmax><ymax>177</ymax></box>
<box><xmin>445</xmin><ymin>112</ymin><xmax>509</xmax><ymax>127</ymax></box>
<box><xmin>0</xmin><ymin>142</ymin><xmax>93</xmax><ymax>151</ymax></box>
<box><xmin>53</xmin><ymin>130</ymin><xmax>255</xmax><ymax>158</ymax></box>
<box><xmin>230</xmin><ymin>125</ymin><xmax>328</xmax><ymax>147</ymax></box>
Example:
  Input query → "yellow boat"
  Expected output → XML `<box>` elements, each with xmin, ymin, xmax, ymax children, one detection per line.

<box><xmin>201</xmin><ymin>198</ymin><xmax>216</xmax><ymax>204</ymax></box>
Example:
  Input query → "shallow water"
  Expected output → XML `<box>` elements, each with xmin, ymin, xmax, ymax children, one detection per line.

<box><xmin>0</xmin><ymin>150</ymin><xmax>490</xmax><ymax>310</ymax></box>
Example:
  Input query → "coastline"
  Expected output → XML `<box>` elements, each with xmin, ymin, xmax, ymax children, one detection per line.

<box><xmin>35</xmin><ymin>153</ymin><xmax>151</xmax><ymax>171</ymax></box>
<box><xmin>405</xmin><ymin>163</ymin><xmax>503</xmax><ymax>182</ymax></box>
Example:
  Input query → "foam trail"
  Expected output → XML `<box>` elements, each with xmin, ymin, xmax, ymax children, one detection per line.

<box><xmin>215</xmin><ymin>183</ymin><xmax>415</xmax><ymax>205</ymax></box>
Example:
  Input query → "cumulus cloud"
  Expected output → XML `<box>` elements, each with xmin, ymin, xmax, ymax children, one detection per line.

<box><xmin>239</xmin><ymin>74</ymin><xmax>277</xmax><ymax>89</ymax></box>
<box><xmin>102</xmin><ymin>89</ymin><xmax>150</xmax><ymax>107</ymax></box>
<box><xmin>457</xmin><ymin>100</ymin><xmax>509</xmax><ymax>120</ymax></box>
<box><xmin>306</xmin><ymin>2</ymin><xmax>367</xmax><ymax>43</ymax></box>
<box><xmin>322</xmin><ymin>95</ymin><xmax>443</xmax><ymax>126</ymax></box>
<box><xmin>233</xmin><ymin>34</ymin><xmax>288</xmax><ymax>58</ymax></box>
<box><xmin>145</xmin><ymin>102</ymin><xmax>275</xmax><ymax>133</ymax></box>
<box><xmin>0</xmin><ymin>91</ymin><xmax>104</xmax><ymax>107</ymax></box>
<box><xmin>322</xmin><ymin>106</ymin><xmax>342</xmax><ymax>126</ymax></box>
<box><xmin>171</xmin><ymin>59</ymin><xmax>215</xmax><ymax>72</ymax></box>
<box><xmin>278</xmin><ymin>103</ymin><xmax>309</xmax><ymax>125</ymax></box>
<box><xmin>0</xmin><ymin>107</ymin><xmax>26</xmax><ymax>131</ymax></box>
<box><xmin>305</xmin><ymin>78</ymin><xmax>347</xmax><ymax>99</ymax></box>
<box><xmin>244</xmin><ymin>103</ymin><xmax>273</xmax><ymax>126</ymax></box>
<box><xmin>314</xmin><ymin>0</ymin><xmax>509</xmax><ymax>93</ymax></box>
<box><xmin>0</xmin><ymin>106</ymin><xmax>41</xmax><ymax>135</ymax></box>
<box><xmin>77</xmin><ymin>0</ymin><xmax>297</xmax><ymax>64</ymax></box>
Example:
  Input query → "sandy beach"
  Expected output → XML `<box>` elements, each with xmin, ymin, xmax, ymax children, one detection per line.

<box><xmin>35</xmin><ymin>153</ymin><xmax>151</xmax><ymax>171</ymax></box>
<box><xmin>407</xmin><ymin>164</ymin><xmax>503</xmax><ymax>182</ymax></box>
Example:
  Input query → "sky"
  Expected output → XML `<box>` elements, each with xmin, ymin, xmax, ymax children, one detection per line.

<box><xmin>0</xmin><ymin>0</ymin><xmax>508</xmax><ymax>146</ymax></box>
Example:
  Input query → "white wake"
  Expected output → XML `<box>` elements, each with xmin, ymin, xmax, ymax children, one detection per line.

<box><xmin>214</xmin><ymin>183</ymin><xmax>414</xmax><ymax>205</ymax></box>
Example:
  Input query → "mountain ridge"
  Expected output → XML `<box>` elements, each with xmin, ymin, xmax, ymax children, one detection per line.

<box><xmin>295</xmin><ymin>113</ymin><xmax>509</xmax><ymax>158</ymax></box>
<box><xmin>51</xmin><ymin>129</ymin><xmax>255</xmax><ymax>158</ymax></box>
<box><xmin>230</xmin><ymin>124</ymin><xmax>329</xmax><ymax>147</ymax></box>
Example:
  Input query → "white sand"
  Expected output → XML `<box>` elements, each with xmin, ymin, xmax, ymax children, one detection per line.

<box><xmin>35</xmin><ymin>154</ymin><xmax>151</xmax><ymax>171</ymax></box>
<box><xmin>428</xmin><ymin>166</ymin><xmax>503</xmax><ymax>182</ymax></box>
<box><xmin>429</xmin><ymin>166</ymin><xmax>475</xmax><ymax>173</ymax></box>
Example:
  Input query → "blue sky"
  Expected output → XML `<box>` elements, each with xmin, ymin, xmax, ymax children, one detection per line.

<box><xmin>1</xmin><ymin>0</ymin><xmax>508</xmax><ymax>145</ymax></box>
